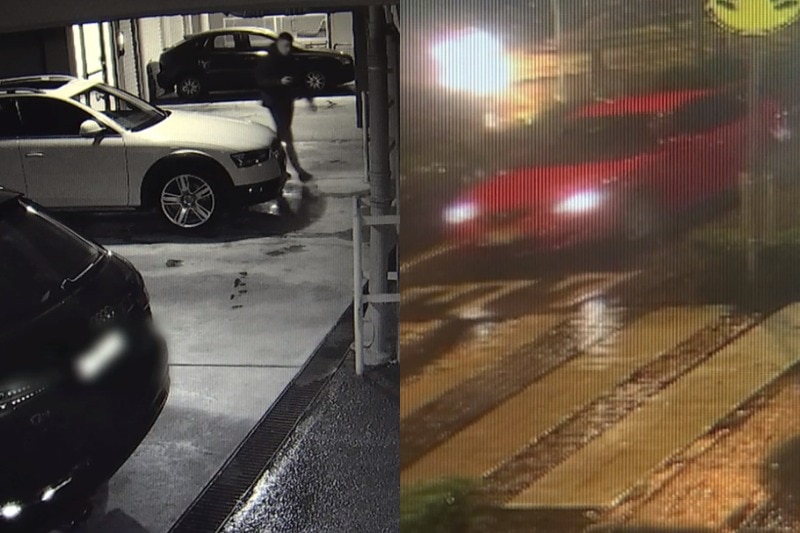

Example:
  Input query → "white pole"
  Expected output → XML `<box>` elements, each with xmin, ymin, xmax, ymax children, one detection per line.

<box><xmin>362</xmin><ymin>91</ymin><xmax>370</xmax><ymax>184</ymax></box>
<box><xmin>353</xmin><ymin>196</ymin><xmax>364</xmax><ymax>376</ymax></box>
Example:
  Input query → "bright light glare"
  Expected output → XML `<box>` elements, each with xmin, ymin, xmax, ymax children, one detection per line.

<box><xmin>75</xmin><ymin>330</ymin><xmax>126</xmax><ymax>382</ymax></box>
<box><xmin>41</xmin><ymin>478</ymin><xmax>72</xmax><ymax>502</ymax></box>
<box><xmin>554</xmin><ymin>191</ymin><xmax>604</xmax><ymax>214</ymax></box>
<box><xmin>1</xmin><ymin>502</ymin><xmax>22</xmax><ymax>520</ymax></box>
<box><xmin>432</xmin><ymin>29</ymin><xmax>511</xmax><ymax>95</ymax></box>
<box><xmin>444</xmin><ymin>202</ymin><xmax>478</xmax><ymax>224</ymax></box>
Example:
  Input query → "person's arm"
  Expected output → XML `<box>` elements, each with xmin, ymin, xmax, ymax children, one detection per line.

<box><xmin>255</xmin><ymin>56</ymin><xmax>282</xmax><ymax>90</ymax></box>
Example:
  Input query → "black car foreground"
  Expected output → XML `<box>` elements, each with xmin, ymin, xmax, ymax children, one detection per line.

<box><xmin>0</xmin><ymin>189</ymin><xmax>169</xmax><ymax>532</ymax></box>
<box><xmin>157</xmin><ymin>27</ymin><xmax>355</xmax><ymax>99</ymax></box>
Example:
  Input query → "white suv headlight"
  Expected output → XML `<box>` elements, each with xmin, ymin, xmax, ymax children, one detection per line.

<box><xmin>444</xmin><ymin>202</ymin><xmax>479</xmax><ymax>224</ymax></box>
<box><xmin>554</xmin><ymin>190</ymin><xmax>605</xmax><ymax>214</ymax></box>
<box><xmin>231</xmin><ymin>149</ymin><xmax>271</xmax><ymax>168</ymax></box>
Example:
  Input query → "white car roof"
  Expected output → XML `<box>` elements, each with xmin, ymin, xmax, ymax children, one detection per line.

<box><xmin>51</xmin><ymin>78</ymin><xmax>97</xmax><ymax>97</ymax></box>
<box><xmin>0</xmin><ymin>75</ymin><xmax>99</xmax><ymax>99</ymax></box>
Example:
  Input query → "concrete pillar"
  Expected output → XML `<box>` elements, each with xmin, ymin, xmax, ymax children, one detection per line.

<box><xmin>201</xmin><ymin>14</ymin><xmax>211</xmax><ymax>32</ymax></box>
<box><xmin>364</xmin><ymin>5</ymin><xmax>395</xmax><ymax>365</ymax></box>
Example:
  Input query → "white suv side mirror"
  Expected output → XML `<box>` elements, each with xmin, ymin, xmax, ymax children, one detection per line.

<box><xmin>80</xmin><ymin>119</ymin><xmax>106</xmax><ymax>138</ymax></box>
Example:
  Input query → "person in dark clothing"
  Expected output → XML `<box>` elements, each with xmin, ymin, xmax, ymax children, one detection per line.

<box><xmin>255</xmin><ymin>32</ymin><xmax>316</xmax><ymax>183</ymax></box>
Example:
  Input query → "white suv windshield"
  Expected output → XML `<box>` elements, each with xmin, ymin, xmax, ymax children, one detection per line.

<box><xmin>72</xmin><ymin>84</ymin><xmax>167</xmax><ymax>131</ymax></box>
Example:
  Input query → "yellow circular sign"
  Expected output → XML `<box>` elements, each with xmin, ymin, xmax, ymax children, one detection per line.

<box><xmin>706</xmin><ymin>0</ymin><xmax>800</xmax><ymax>35</ymax></box>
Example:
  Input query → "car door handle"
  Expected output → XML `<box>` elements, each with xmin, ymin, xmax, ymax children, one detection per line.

<box><xmin>25</xmin><ymin>152</ymin><xmax>45</xmax><ymax>158</ymax></box>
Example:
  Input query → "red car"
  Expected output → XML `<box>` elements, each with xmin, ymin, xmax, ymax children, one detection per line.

<box><xmin>443</xmin><ymin>89</ymin><xmax>791</xmax><ymax>250</ymax></box>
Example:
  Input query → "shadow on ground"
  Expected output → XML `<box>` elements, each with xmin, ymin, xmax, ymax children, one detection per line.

<box><xmin>57</xmin><ymin>401</ymin><xmax>262</xmax><ymax>533</ymax></box>
<box><xmin>471</xmin><ymin>508</ymin><xmax>596</xmax><ymax>533</ymax></box>
<box><xmin>761</xmin><ymin>435</ymin><xmax>800</xmax><ymax>522</ymax></box>
<box><xmin>53</xmin><ymin>183</ymin><xmax>327</xmax><ymax>246</ymax></box>
<box><xmin>584</xmin><ymin>526</ymin><xmax>713</xmax><ymax>533</ymax></box>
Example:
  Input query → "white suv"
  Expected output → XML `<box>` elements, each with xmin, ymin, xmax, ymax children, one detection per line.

<box><xmin>0</xmin><ymin>75</ymin><xmax>287</xmax><ymax>230</ymax></box>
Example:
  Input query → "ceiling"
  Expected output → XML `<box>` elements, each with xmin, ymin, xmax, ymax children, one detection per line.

<box><xmin>0</xmin><ymin>0</ymin><xmax>398</xmax><ymax>34</ymax></box>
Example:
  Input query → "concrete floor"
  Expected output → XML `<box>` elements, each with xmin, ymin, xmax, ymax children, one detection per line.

<box><xmin>59</xmin><ymin>96</ymin><xmax>366</xmax><ymax>532</ymax></box>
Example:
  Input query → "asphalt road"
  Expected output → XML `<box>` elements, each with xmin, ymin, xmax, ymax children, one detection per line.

<box><xmin>222</xmin><ymin>355</ymin><xmax>399</xmax><ymax>533</ymax></box>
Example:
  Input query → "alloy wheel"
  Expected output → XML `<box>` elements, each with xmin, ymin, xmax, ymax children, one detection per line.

<box><xmin>178</xmin><ymin>77</ymin><xmax>201</xmax><ymax>98</ymax></box>
<box><xmin>160</xmin><ymin>174</ymin><xmax>216</xmax><ymax>229</ymax></box>
<box><xmin>305</xmin><ymin>71</ymin><xmax>326</xmax><ymax>91</ymax></box>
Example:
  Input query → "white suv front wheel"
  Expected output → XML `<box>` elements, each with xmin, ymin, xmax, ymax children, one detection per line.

<box><xmin>158</xmin><ymin>173</ymin><xmax>221</xmax><ymax>230</ymax></box>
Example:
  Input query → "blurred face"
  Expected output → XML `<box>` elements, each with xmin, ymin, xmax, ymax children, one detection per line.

<box><xmin>277</xmin><ymin>39</ymin><xmax>292</xmax><ymax>56</ymax></box>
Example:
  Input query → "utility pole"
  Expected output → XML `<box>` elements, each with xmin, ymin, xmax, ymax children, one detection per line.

<box><xmin>705</xmin><ymin>0</ymin><xmax>800</xmax><ymax>307</ymax></box>
<box><xmin>363</xmin><ymin>5</ymin><xmax>395</xmax><ymax>365</ymax></box>
<box><xmin>743</xmin><ymin>39</ymin><xmax>763</xmax><ymax>297</ymax></box>
<box><xmin>694</xmin><ymin>0</ymin><xmax>705</xmax><ymax>66</ymax></box>
<box><xmin>550</xmin><ymin>0</ymin><xmax>564</xmax><ymax>102</ymax></box>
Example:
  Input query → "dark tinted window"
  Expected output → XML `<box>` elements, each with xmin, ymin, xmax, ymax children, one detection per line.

<box><xmin>0</xmin><ymin>199</ymin><xmax>101</xmax><ymax>329</ymax></box>
<box><xmin>674</xmin><ymin>94</ymin><xmax>747</xmax><ymax>135</ymax></box>
<box><xmin>17</xmin><ymin>97</ymin><xmax>91</xmax><ymax>137</ymax></box>
<box><xmin>0</xmin><ymin>99</ymin><xmax>21</xmax><ymax>138</ymax></box>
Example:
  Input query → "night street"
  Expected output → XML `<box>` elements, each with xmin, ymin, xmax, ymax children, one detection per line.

<box><xmin>400</xmin><ymin>2</ymin><xmax>800</xmax><ymax>530</ymax></box>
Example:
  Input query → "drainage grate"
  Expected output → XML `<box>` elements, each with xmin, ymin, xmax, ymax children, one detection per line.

<box><xmin>168</xmin><ymin>304</ymin><xmax>355</xmax><ymax>533</ymax></box>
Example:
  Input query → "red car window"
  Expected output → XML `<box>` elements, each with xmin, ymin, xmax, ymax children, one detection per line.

<box><xmin>555</xmin><ymin>115</ymin><xmax>658</xmax><ymax>163</ymax></box>
<box><xmin>672</xmin><ymin>94</ymin><xmax>747</xmax><ymax>135</ymax></box>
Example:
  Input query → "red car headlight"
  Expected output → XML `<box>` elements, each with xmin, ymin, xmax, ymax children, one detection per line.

<box><xmin>554</xmin><ymin>190</ymin><xmax>606</xmax><ymax>214</ymax></box>
<box><xmin>443</xmin><ymin>202</ymin><xmax>479</xmax><ymax>225</ymax></box>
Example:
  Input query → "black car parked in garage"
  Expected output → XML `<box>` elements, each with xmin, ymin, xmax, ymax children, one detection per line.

<box><xmin>157</xmin><ymin>27</ymin><xmax>355</xmax><ymax>99</ymax></box>
<box><xmin>0</xmin><ymin>189</ymin><xmax>169</xmax><ymax>531</ymax></box>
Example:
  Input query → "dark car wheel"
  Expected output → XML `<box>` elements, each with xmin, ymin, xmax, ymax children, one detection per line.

<box><xmin>176</xmin><ymin>74</ymin><xmax>205</xmax><ymax>99</ymax></box>
<box><xmin>157</xmin><ymin>172</ymin><xmax>225</xmax><ymax>230</ymax></box>
<box><xmin>304</xmin><ymin>71</ymin><xmax>328</xmax><ymax>91</ymax></box>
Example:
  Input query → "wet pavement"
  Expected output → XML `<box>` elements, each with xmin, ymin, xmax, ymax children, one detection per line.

<box><xmin>49</xmin><ymin>96</ymin><xmax>367</xmax><ymax>532</ymax></box>
<box><xmin>509</xmin><ymin>305</ymin><xmax>800</xmax><ymax>509</ymax></box>
<box><xmin>399</xmin><ymin>166</ymin><xmax>800</xmax><ymax>531</ymax></box>
<box><xmin>220</xmin><ymin>354</ymin><xmax>399</xmax><ymax>533</ymax></box>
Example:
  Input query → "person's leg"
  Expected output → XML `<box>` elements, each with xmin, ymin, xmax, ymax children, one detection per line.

<box><xmin>268</xmin><ymin>102</ymin><xmax>296</xmax><ymax>177</ymax></box>
<box><xmin>281</xmin><ymin>101</ymin><xmax>313</xmax><ymax>182</ymax></box>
